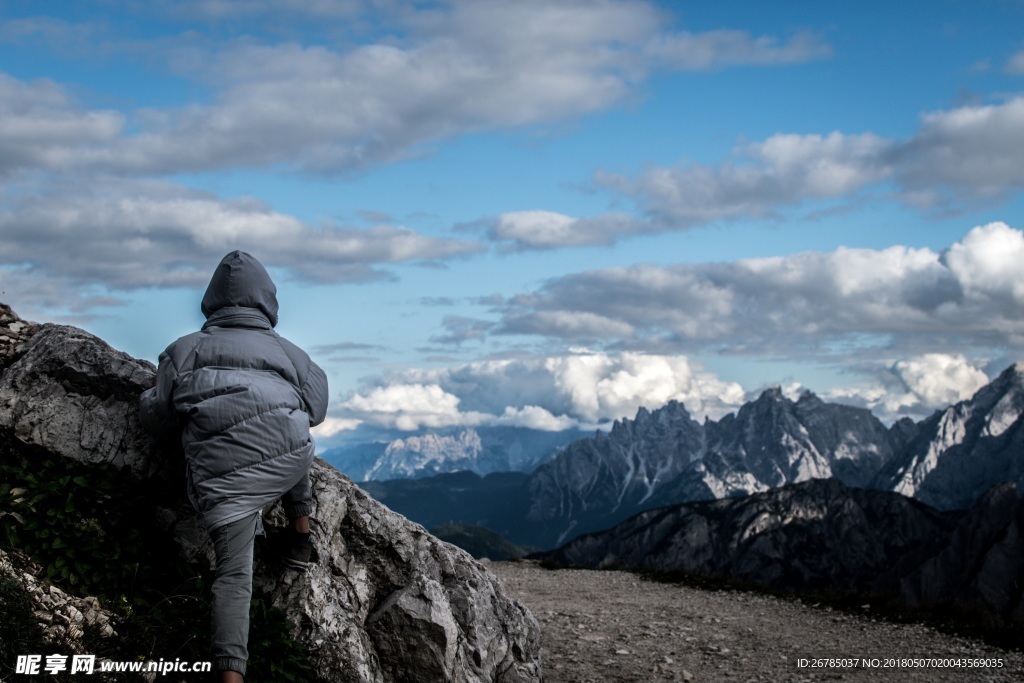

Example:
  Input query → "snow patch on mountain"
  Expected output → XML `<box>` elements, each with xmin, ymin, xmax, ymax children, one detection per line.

<box><xmin>323</xmin><ymin>425</ymin><xmax>584</xmax><ymax>481</ymax></box>
<box><xmin>367</xmin><ymin>429</ymin><xmax>484</xmax><ymax>480</ymax></box>
<box><xmin>984</xmin><ymin>392</ymin><xmax>1021</xmax><ymax>438</ymax></box>
<box><xmin>893</xmin><ymin>406</ymin><xmax>967</xmax><ymax>498</ymax></box>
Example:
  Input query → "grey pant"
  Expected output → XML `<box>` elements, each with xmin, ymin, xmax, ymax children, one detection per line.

<box><xmin>208</xmin><ymin>473</ymin><xmax>313</xmax><ymax>675</ymax></box>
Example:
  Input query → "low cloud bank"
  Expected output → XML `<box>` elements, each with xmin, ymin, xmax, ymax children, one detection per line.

<box><xmin>330</xmin><ymin>350</ymin><xmax>746</xmax><ymax>433</ymax></box>
<box><xmin>321</xmin><ymin>350</ymin><xmax>994</xmax><ymax>438</ymax></box>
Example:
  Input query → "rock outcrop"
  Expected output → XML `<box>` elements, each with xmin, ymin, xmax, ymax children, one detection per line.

<box><xmin>0</xmin><ymin>303</ymin><xmax>37</xmax><ymax>368</ymax></box>
<box><xmin>0</xmin><ymin>303</ymin><xmax>541</xmax><ymax>682</ymax></box>
<box><xmin>0</xmin><ymin>547</ymin><xmax>119</xmax><ymax>647</ymax></box>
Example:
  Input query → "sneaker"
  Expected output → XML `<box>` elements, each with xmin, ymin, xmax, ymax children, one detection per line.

<box><xmin>282</xmin><ymin>532</ymin><xmax>314</xmax><ymax>572</ymax></box>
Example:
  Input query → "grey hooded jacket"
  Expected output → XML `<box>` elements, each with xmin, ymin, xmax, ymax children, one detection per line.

<box><xmin>139</xmin><ymin>251</ymin><xmax>329</xmax><ymax>530</ymax></box>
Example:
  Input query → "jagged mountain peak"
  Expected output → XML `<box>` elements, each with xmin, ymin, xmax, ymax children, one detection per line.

<box><xmin>939</xmin><ymin>362</ymin><xmax>1024</xmax><ymax>429</ymax></box>
<box><xmin>641</xmin><ymin>399</ymin><xmax>689</xmax><ymax>419</ymax></box>
<box><xmin>524</xmin><ymin>381</ymin><xmax>898</xmax><ymax>546</ymax></box>
<box><xmin>938</xmin><ymin>361</ymin><xmax>1024</xmax><ymax>421</ymax></box>
<box><xmin>744</xmin><ymin>386</ymin><xmax>799</xmax><ymax>417</ymax></box>
<box><xmin>661</xmin><ymin>398</ymin><xmax>690</xmax><ymax>415</ymax></box>
<box><xmin>609</xmin><ymin>399</ymin><xmax>695</xmax><ymax>436</ymax></box>
<box><xmin>353</xmin><ymin>361</ymin><xmax>1024</xmax><ymax>570</ymax></box>
<box><xmin>987</xmin><ymin>361</ymin><xmax>1024</xmax><ymax>395</ymax></box>
<box><xmin>876</xmin><ymin>361</ymin><xmax>1024</xmax><ymax>510</ymax></box>
<box><xmin>795</xmin><ymin>389</ymin><xmax>824</xmax><ymax>407</ymax></box>
<box><xmin>749</xmin><ymin>387</ymin><xmax>826</xmax><ymax>414</ymax></box>
<box><xmin>756</xmin><ymin>385</ymin><xmax>786</xmax><ymax>401</ymax></box>
<box><xmin>725</xmin><ymin>388</ymin><xmax>807</xmax><ymax>447</ymax></box>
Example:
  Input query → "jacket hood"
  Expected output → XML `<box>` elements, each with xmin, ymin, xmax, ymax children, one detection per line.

<box><xmin>201</xmin><ymin>250</ymin><xmax>279</xmax><ymax>327</ymax></box>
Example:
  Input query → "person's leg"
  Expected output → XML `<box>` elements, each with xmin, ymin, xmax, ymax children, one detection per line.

<box><xmin>208</xmin><ymin>513</ymin><xmax>259</xmax><ymax>678</ymax></box>
<box><xmin>282</xmin><ymin>472</ymin><xmax>314</xmax><ymax>569</ymax></box>
<box><xmin>282</xmin><ymin>471</ymin><xmax>312</xmax><ymax>522</ymax></box>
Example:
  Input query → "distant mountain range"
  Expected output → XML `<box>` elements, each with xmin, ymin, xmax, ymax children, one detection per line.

<box><xmin>363</xmin><ymin>363</ymin><xmax>1024</xmax><ymax>551</ymax></box>
<box><xmin>538</xmin><ymin>478</ymin><xmax>1024</xmax><ymax>622</ymax></box>
<box><xmin>322</xmin><ymin>426</ymin><xmax>583</xmax><ymax>481</ymax></box>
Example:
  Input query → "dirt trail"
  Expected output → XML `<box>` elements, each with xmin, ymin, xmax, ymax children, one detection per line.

<box><xmin>488</xmin><ymin>560</ymin><xmax>1024</xmax><ymax>683</ymax></box>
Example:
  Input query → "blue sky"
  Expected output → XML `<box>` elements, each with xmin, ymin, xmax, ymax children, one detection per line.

<box><xmin>3</xmin><ymin>0</ymin><xmax>1024</xmax><ymax>445</ymax></box>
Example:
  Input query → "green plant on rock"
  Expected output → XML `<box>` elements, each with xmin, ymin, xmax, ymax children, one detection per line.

<box><xmin>0</xmin><ymin>434</ymin><xmax>318</xmax><ymax>679</ymax></box>
<box><xmin>0</xmin><ymin>452</ymin><xmax>141</xmax><ymax>592</ymax></box>
<box><xmin>246</xmin><ymin>593</ymin><xmax>317</xmax><ymax>683</ymax></box>
<box><xmin>0</xmin><ymin>437</ymin><xmax>210</xmax><ymax>665</ymax></box>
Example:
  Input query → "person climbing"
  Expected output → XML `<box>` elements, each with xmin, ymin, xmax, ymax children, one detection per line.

<box><xmin>139</xmin><ymin>250</ymin><xmax>329</xmax><ymax>682</ymax></box>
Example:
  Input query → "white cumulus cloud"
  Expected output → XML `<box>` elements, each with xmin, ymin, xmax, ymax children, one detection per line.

<box><xmin>332</xmin><ymin>350</ymin><xmax>746</xmax><ymax>432</ymax></box>
<box><xmin>606</xmin><ymin>98</ymin><xmax>1024</xmax><ymax>225</ymax></box>
<box><xmin>340</xmin><ymin>383</ymin><xmax>490</xmax><ymax>432</ymax></box>
<box><xmin>0</xmin><ymin>178</ymin><xmax>482</xmax><ymax>313</ymax></box>
<box><xmin>496</xmin><ymin>222</ymin><xmax>1024</xmax><ymax>353</ymax></box>
<box><xmin>0</xmin><ymin>73</ymin><xmax>124</xmax><ymax>176</ymax></box>
<box><xmin>493</xmin><ymin>211</ymin><xmax>580</xmax><ymax>249</ymax></box>
<box><xmin>824</xmin><ymin>353</ymin><xmax>991</xmax><ymax>423</ymax></box>
<box><xmin>893</xmin><ymin>353</ymin><xmax>990</xmax><ymax>408</ymax></box>
<box><xmin>895</xmin><ymin>98</ymin><xmax>1024</xmax><ymax>206</ymax></box>
<box><xmin>944</xmin><ymin>221</ymin><xmax>1024</xmax><ymax>305</ymax></box>
<box><xmin>490</xmin><ymin>98</ymin><xmax>1024</xmax><ymax>251</ymax></box>
<box><xmin>0</xmin><ymin>3</ymin><xmax>831</xmax><ymax>178</ymax></box>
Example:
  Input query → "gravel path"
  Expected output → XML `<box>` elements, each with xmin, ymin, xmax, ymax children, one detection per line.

<box><xmin>487</xmin><ymin>560</ymin><xmax>1024</xmax><ymax>683</ymax></box>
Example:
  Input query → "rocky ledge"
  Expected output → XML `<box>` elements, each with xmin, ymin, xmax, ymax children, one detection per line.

<box><xmin>0</xmin><ymin>302</ymin><xmax>541</xmax><ymax>682</ymax></box>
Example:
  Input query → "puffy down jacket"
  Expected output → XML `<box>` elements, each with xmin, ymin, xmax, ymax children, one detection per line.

<box><xmin>140</xmin><ymin>251</ymin><xmax>329</xmax><ymax>530</ymax></box>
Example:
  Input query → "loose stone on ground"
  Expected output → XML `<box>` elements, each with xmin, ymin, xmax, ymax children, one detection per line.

<box><xmin>488</xmin><ymin>560</ymin><xmax>1024</xmax><ymax>683</ymax></box>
